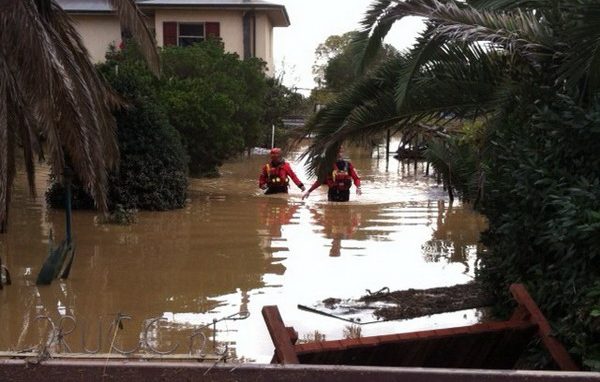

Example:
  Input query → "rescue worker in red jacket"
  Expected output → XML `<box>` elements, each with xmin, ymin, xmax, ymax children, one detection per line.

<box><xmin>259</xmin><ymin>148</ymin><xmax>306</xmax><ymax>195</ymax></box>
<box><xmin>302</xmin><ymin>146</ymin><xmax>361</xmax><ymax>202</ymax></box>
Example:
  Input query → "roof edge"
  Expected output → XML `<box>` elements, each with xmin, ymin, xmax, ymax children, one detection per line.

<box><xmin>60</xmin><ymin>2</ymin><xmax>290</xmax><ymax>27</ymax></box>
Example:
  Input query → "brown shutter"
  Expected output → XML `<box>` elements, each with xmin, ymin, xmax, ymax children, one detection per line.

<box><xmin>163</xmin><ymin>22</ymin><xmax>177</xmax><ymax>46</ymax></box>
<box><xmin>205</xmin><ymin>22</ymin><xmax>220</xmax><ymax>38</ymax></box>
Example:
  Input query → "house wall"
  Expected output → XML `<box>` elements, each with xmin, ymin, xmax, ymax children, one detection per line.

<box><xmin>254</xmin><ymin>13</ymin><xmax>274</xmax><ymax>74</ymax></box>
<box><xmin>69</xmin><ymin>14</ymin><xmax>122</xmax><ymax>63</ymax></box>
<box><xmin>67</xmin><ymin>9</ymin><xmax>276</xmax><ymax>73</ymax></box>
<box><xmin>154</xmin><ymin>9</ymin><xmax>244</xmax><ymax>59</ymax></box>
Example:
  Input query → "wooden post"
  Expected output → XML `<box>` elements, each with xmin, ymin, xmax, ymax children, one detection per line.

<box><xmin>509</xmin><ymin>284</ymin><xmax>579</xmax><ymax>371</ymax></box>
<box><xmin>386</xmin><ymin>129</ymin><xmax>391</xmax><ymax>158</ymax></box>
<box><xmin>262</xmin><ymin>306</ymin><xmax>299</xmax><ymax>364</ymax></box>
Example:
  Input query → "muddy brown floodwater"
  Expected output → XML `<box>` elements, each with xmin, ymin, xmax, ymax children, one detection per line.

<box><xmin>0</xmin><ymin>143</ymin><xmax>487</xmax><ymax>363</ymax></box>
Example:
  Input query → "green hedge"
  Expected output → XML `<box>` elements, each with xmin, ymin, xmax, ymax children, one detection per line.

<box><xmin>477</xmin><ymin>94</ymin><xmax>600</xmax><ymax>369</ymax></box>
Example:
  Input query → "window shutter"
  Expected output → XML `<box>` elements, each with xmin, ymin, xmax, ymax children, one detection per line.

<box><xmin>163</xmin><ymin>22</ymin><xmax>177</xmax><ymax>46</ymax></box>
<box><xmin>205</xmin><ymin>22</ymin><xmax>220</xmax><ymax>38</ymax></box>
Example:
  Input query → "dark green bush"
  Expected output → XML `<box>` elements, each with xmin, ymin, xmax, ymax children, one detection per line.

<box><xmin>476</xmin><ymin>94</ymin><xmax>600</xmax><ymax>369</ymax></box>
<box><xmin>46</xmin><ymin>175</ymin><xmax>96</xmax><ymax>210</ymax></box>
<box><xmin>108</xmin><ymin>89</ymin><xmax>188</xmax><ymax>210</ymax></box>
<box><xmin>48</xmin><ymin>47</ymin><xmax>188</xmax><ymax>211</ymax></box>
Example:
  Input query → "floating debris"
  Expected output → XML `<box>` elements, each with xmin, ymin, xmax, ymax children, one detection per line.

<box><xmin>358</xmin><ymin>282</ymin><xmax>494</xmax><ymax>321</ymax></box>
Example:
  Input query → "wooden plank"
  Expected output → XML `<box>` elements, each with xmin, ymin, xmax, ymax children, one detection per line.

<box><xmin>292</xmin><ymin>321</ymin><xmax>536</xmax><ymax>368</ymax></box>
<box><xmin>286</xmin><ymin>327</ymin><xmax>298</xmax><ymax>345</ymax></box>
<box><xmin>467</xmin><ymin>329</ymin><xmax>504</xmax><ymax>369</ymax></box>
<box><xmin>421</xmin><ymin>334</ymin><xmax>456</xmax><ymax>368</ymax></box>
<box><xmin>484</xmin><ymin>324</ymin><xmax>537</xmax><ymax>369</ymax></box>
<box><xmin>510</xmin><ymin>305</ymin><xmax>530</xmax><ymax>322</ymax></box>
<box><xmin>399</xmin><ymin>334</ymin><xmax>435</xmax><ymax>367</ymax></box>
<box><xmin>425</xmin><ymin>333</ymin><xmax>467</xmax><ymax>368</ymax></box>
<box><xmin>397</xmin><ymin>339</ymin><xmax>428</xmax><ymax>367</ymax></box>
<box><xmin>261</xmin><ymin>306</ymin><xmax>299</xmax><ymax>364</ymax></box>
<box><xmin>0</xmin><ymin>351</ymin><xmax>221</xmax><ymax>361</ymax></box>
<box><xmin>1</xmin><ymin>359</ymin><xmax>599</xmax><ymax>382</ymax></box>
<box><xmin>509</xmin><ymin>284</ymin><xmax>579</xmax><ymax>371</ymax></box>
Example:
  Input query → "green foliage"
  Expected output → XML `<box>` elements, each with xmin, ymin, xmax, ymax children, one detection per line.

<box><xmin>311</xmin><ymin>30</ymin><xmax>397</xmax><ymax>105</ymax></box>
<box><xmin>48</xmin><ymin>45</ymin><xmax>189</xmax><ymax>211</ymax></box>
<box><xmin>101</xmin><ymin>51</ymin><xmax>189</xmax><ymax>210</ymax></box>
<box><xmin>46</xmin><ymin>177</ymin><xmax>96</xmax><ymax>210</ymax></box>
<box><xmin>424</xmin><ymin>136</ymin><xmax>479</xmax><ymax>203</ymax></box>
<box><xmin>261</xmin><ymin>76</ymin><xmax>310</xmax><ymax>147</ymax></box>
<box><xmin>476</xmin><ymin>94</ymin><xmax>600</xmax><ymax>369</ymax></box>
<box><xmin>312</xmin><ymin>32</ymin><xmax>358</xmax><ymax>87</ymax></box>
<box><xmin>424</xmin><ymin>119</ymin><xmax>486</xmax><ymax>203</ymax></box>
<box><xmin>160</xmin><ymin>40</ymin><xmax>267</xmax><ymax>176</ymax></box>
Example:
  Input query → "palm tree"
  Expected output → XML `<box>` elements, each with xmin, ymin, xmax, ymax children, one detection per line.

<box><xmin>0</xmin><ymin>0</ymin><xmax>159</xmax><ymax>232</ymax></box>
<box><xmin>301</xmin><ymin>0</ymin><xmax>600</xmax><ymax>180</ymax></box>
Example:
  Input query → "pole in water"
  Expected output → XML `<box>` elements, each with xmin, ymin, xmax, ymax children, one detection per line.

<box><xmin>271</xmin><ymin>124</ymin><xmax>275</xmax><ymax>149</ymax></box>
<box><xmin>385</xmin><ymin>129</ymin><xmax>391</xmax><ymax>171</ymax></box>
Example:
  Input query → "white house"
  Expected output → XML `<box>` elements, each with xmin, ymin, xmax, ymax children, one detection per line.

<box><xmin>56</xmin><ymin>0</ymin><xmax>290</xmax><ymax>73</ymax></box>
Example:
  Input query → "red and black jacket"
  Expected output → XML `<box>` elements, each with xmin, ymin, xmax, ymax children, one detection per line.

<box><xmin>259</xmin><ymin>161</ymin><xmax>304</xmax><ymax>190</ymax></box>
<box><xmin>307</xmin><ymin>160</ymin><xmax>361</xmax><ymax>193</ymax></box>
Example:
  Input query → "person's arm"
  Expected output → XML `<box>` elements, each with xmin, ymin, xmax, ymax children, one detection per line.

<box><xmin>258</xmin><ymin>165</ymin><xmax>268</xmax><ymax>189</ymax></box>
<box><xmin>284</xmin><ymin>163</ymin><xmax>305</xmax><ymax>191</ymax></box>
<box><xmin>302</xmin><ymin>180</ymin><xmax>322</xmax><ymax>199</ymax></box>
<box><xmin>349</xmin><ymin>163</ymin><xmax>362</xmax><ymax>194</ymax></box>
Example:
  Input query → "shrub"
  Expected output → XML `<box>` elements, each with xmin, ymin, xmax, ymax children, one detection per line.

<box><xmin>107</xmin><ymin>85</ymin><xmax>188</xmax><ymax>210</ymax></box>
<box><xmin>476</xmin><ymin>94</ymin><xmax>600</xmax><ymax>369</ymax></box>
<box><xmin>160</xmin><ymin>40</ymin><xmax>267</xmax><ymax>176</ymax></box>
<box><xmin>48</xmin><ymin>47</ymin><xmax>188</xmax><ymax>211</ymax></box>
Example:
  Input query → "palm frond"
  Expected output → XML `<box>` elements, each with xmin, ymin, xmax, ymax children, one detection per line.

<box><xmin>0</xmin><ymin>0</ymin><xmax>158</xmax><ymax>230</ymax></box>
<box><xmin>356</xmin><ymin>0</ymin><xmax>553</xmax><ymax>78</ymax></box>
<box><xmin>0</xmin><ymin>60</ymin><xmax>13</xmax><ymax>233</ymax></box>
<box><xmin>302</xmin><ymin>33</ymin><xmax>527</xmax><ymax>178</ymax></box>
<box><xmin>108</xmin><ymin>0</ymin><xmax>160</xmax><ymax>76</ymax></box>
<box><xmin>393</xmin><ymin>24</ymin><xmax>439</xmax><ymax>110</ymax></box>
<box><xmin>354</xmin><ymin>0</ymin><xmax>400</xmax><ymax>73</ymax></box>
<box><xmin>555</xmin><ymin>4</ymin><xmax>600</xmax><ymax>97</ymax></box>
<box><xmin>468</xmin><ymin>0</ymin><xmax>554</xmax><ymax>11</ymax></box>
<box><xmin>302</xmin><ymin>56</ymin><xmax>407</xmax><ymax>178</ymax></box>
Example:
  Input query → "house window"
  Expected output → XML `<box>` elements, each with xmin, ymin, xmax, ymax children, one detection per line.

<box><xmin>178</xmin><ymin>23</ymin><xmax>204</xmax><ymax>47</ymax></box>
<box><xmin>163</xmin><ymin>22</ymin><xmax>220</xmax><ymax>47</ymax></box>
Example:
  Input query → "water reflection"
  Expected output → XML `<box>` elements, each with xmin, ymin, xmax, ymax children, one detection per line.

<box><xmin>0</xmin><ymin>142</ymin><xmax>487</xmax><ymax>362</ymax></box>
<box><xmin>256</xmin><ymin>197</ymin><xmax>300</xmax><ymax>256</ymax></box>
<box><xmin>422</xmin><ymin>200</ymin><xmax>487</xmax><ymax>274</ymax></box>
<box><xmin>310</xmin><ymin>206</ymin><xmax>364</xmax><ymax>257</ymax></box>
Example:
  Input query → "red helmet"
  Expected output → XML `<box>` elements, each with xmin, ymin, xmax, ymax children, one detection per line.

<box><xmin>270</xmin><ymin>148</ymin><xmax>282</xmax><ymax>156</ymax></box>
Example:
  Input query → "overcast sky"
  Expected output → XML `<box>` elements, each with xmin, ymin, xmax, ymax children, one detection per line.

<box><xmin>272</xmin><ymin>0</ymin><xmax>425</xmax><ymax>91</ymax></box>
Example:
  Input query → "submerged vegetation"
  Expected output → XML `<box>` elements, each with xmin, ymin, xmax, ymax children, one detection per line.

<box><xmin>304</xmin><ymin>0</ymin><xmax>600</xmax><ymax>370</ymax></box>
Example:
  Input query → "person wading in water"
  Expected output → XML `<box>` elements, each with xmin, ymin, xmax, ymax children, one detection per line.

<box><xmin>302</xmin><ymin>146</ymin><xmax>361</xmax><ymax>202</ymax></box>
<box><xmin>259</xmin><ymin>148</ymin><xmax>306</xmax><ymax>195</ymax></box>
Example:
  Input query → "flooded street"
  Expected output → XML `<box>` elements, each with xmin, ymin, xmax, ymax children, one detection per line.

<box><xmin>0</xmin><ymin>144</ymin><xmax>486</xmax><ymax>363</ymax></box>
